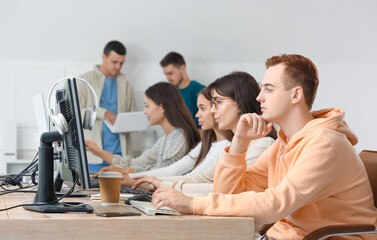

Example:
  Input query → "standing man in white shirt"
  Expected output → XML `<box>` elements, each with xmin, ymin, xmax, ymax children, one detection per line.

<box><xmin>78</xmin><ymin>40</ymin><xmax>136</xmax><ymax>173</ymax></box>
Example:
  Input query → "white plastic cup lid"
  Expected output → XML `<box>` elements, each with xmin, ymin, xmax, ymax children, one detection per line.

<box><xmin>98</xmin><ymin>171</ymin><xmax>122</xmax><ymax>178</ymax></box>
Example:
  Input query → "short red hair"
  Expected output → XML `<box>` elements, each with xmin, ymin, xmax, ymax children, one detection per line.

<box><xmin>266</xmin><ymin>54</ymin><xmax>319</xmax><ymax>109</ymax></box>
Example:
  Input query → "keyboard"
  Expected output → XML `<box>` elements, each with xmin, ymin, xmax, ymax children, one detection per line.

<box><xmin>90</xmin><ymin>178</ymin><xmax>152</xmax><ymax>196</ymax></box>
<box><xmin>89</xmin><ymin>177</ymin><xmax>100</xmax><ymax>188</ymax></box>
<box><xmin>120</xmin><ymin>186</ymin><xmax>152</xmax><ymax>195</ymax></box>
<box><xmin>130</xmin><ymin>200</ymin><xmax>181</xmax><ymax>216</ymax></box>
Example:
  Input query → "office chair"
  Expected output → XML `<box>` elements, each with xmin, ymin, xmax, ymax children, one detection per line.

<box><xmin>259</xmin><ymin>150</ymin><xmax>377</xmax><ymax>240</ymax></box>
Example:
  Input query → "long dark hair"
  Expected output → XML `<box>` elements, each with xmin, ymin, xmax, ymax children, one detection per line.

<box><xmin>145</xmin><ymin>82</ymin><xmax>201</xmax><ymax>150</ymax></box>
<box><xmin>208</xmin><ymin>71</ymin><xmax>277</xmax><ymax>139</ymax></box>
<box><xmin>194</xmin><ymin>88</ymin><xmax>233</xmax><ymax>168</ymax></box>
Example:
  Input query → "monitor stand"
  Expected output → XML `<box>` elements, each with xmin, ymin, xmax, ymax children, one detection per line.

<box><xmin>54</xmin><ymin>172</ymin><xmax>88</xmax><ymax>198</ymax></box>
<box><xmin>55</xmin><ymin>191</ymin><xmax>89</xmax><ymax>198</ymax></box>
<box><xmin>23</xmin><ymin>131</ymin><xmax>93</xmax><ymax>213</ymax></box>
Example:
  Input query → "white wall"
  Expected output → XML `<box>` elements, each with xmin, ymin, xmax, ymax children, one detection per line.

<box><xmin>0</xmin><ymin>0</ymin><xmax>376</xmax><ymax>161</ymax></box>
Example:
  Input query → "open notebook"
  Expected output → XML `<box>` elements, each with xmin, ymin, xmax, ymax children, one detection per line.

<box><xmin>130</xmin><ymin>200</ymin><xmax>181</xmax><ymax>216</ymax></box>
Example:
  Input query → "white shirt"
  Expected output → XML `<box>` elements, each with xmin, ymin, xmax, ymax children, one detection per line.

<box><xmin>130</xmin><ymin>139</ymin><xmax>230</xmax><ymax>178</ymax></box>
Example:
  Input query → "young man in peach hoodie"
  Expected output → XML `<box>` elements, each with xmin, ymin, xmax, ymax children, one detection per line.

<box><xmin>150</xmin><ymin>54</ymin><xmax>377</xmax><ymax>239</ymax></box>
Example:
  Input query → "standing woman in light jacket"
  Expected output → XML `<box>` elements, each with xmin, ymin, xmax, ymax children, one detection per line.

<box><xmin>86</xmin><ymin>82</ymin><xmax>201</xmax><ymax>173</ymax></box>
<box><xmin>132</xmin><ymin>71</ymin><xmax>277</xmax><ymax>195</ymax></box>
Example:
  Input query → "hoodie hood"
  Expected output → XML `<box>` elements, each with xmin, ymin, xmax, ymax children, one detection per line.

<box><xmin>278</xmin><ymin>107</ymin><xmax>358</xmax><ymax>148</ymax></box>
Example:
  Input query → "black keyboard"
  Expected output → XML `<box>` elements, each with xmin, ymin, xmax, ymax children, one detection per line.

<box><xmin>120</xmin><ymin>186</ymin><xmax>152</xmax><ymax>196</ymax></box>
<box><xmin>89</xmin><ymin>177</ymin><xmax>152</xmax><ymax>196</ymax></box>
<box><xmin>90</xmin><ymin>177</ymin><xmax>100</xmax><ymax>188</ymax></box>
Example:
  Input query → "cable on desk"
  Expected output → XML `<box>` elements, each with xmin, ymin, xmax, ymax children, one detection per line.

<box><xmin>62</xmin><ymin>201</ymin><xmax>92</xmax><ymax>207</ymax></box>
<box><xmin>0</xmin><ymin>152</ymin><xmax>39</xmax><ymax>191</ymax></box>
<box><xmin>0</xmin><ymin>174</ymin><xmax>78</xmax><ymax>212</ymax></box>
<box><xmin>0</xmin><ymin>185</ymin><xmax>38</xmax><ymax>196</ymax></box>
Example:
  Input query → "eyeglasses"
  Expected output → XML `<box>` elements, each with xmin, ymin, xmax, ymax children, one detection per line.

<box><xmin>210</xmin><ymin>97</ymin><xmax>232</xmax><ymax>110</ymax></box>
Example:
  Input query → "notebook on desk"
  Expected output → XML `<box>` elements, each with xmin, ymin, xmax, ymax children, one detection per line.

<box><xmin>104</xmin><ymin>111</ymin><xmax>149</xmax><ymax>133</ymax></box>
<box><xmin>90</xmin><ymin>193</ymin><xmax>134</xmax><ymax>203</ymax></box>
<box><xmin>130</xmin><ymin>200</ymin><xmax>181</xmax><ymax>216</ymax></box>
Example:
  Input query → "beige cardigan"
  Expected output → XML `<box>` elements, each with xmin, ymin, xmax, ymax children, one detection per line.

<box><xmin>78</xmin><ymin>65</ymin><xmax>136</xmax><ymax>164</ymax></box>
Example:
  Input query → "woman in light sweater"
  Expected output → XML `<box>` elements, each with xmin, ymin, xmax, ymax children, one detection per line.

<box><xmin>86</xmin><ymin>82</ymin><xmax>200</xmax><ymax>173</ymax></box>
<box><xmin>119</xmin><ymin>87</ymin><xmax>233</xmax><ymax>184</ymax></box>
<box><xmin>131</xmin><ymin>72</ymin><xmax>277</xmax><ymax>195</ymax></box>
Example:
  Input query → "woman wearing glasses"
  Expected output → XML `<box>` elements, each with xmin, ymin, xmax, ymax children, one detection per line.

<box><xmin>131</xmin><ymin>71</ymin><xmax>276</xmax><ymax>195</ymax></box>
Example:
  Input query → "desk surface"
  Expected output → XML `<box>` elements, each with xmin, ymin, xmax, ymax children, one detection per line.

<box><xmin>0</xmin><ymin>192</ymin><xmax>255</xmax><ymax>240</ymax></box>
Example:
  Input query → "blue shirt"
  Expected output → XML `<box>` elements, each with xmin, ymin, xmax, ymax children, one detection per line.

<box><xmin>177</xmin><ymin>80</ymin><xmax>205</xmax><ymax>128</ymax></box>
<box><xmin>89</xmin><ymin>77</ymin><xmax>121</xmax><ymax>173</ymax></box>
<box><xmin>101</xmin><ymin>77</ymin><xmax>122</xmax><ymax>156</ymax></box>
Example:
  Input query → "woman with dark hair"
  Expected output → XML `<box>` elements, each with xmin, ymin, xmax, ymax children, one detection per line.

<box><xmin>131</xmin><ymin>71</ymin><xmax>276</xmax><ymax>194</ymax></box>
<box><xmin>117</xmin><ymin>87</ymin><xmax>233</xmax><ymax>181</ymax></box>
<box><xmin>86</xmin><ymin>82</ymin><xmax>200</xmax><ymax>173</ymax></box>
<box><xmin>208</xmin><ymin>71</ymin><xmax>277</xmax><ymax>165</ymax></box>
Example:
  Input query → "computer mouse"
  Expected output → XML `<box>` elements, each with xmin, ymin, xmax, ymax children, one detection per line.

<box><xmin>125</xmin><ymin>194</ymin><xmax>152</xmax><ymax>205</ymax></box>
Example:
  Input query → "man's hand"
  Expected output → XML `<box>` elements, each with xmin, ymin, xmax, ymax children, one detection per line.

<box><xmin>152</xmin><ymin>188</ymin><xmax>193</xmax><ymax>214</ymax></box>
<box><xmin>132</xmin><ymin>175</ymin><xmax>162</xmax><ymax>192</ymax></box>
<box><xmin>235</xmin><ymin>113</ymin><xmax>272</xmax><ymax>140</ymax></box>
<box><xmin>104</xmin><ymin>111</ymin><xmax>117</xmax><ymax>125</ymax></box>
<box><xmin>230</xmin><ymin>113</ymin><xmax>272</xmax><ymax>154</ymax></box>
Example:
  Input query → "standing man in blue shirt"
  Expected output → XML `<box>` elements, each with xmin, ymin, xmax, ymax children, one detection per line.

<box><xmin>79</xmin><ymin>41</ymin><xmax>136</xmax><ymax>173</ymax></box>
<box><xmin>160</xmin><ymin>52</ymin><xmax>205</xmax><ymax>128</ymax></box>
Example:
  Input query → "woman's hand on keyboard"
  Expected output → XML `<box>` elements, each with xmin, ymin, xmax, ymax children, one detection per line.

<box><xmin>120</xmin><ymin>173</ymin><xmax>137</xmax><ymax>187</ymax></box>
<box><xmin>132</xmin><ymin>176</ymin><xmax>162</xmax><ymax>192</ymax></box>
<box><xmin>152</xmin><ymin>188</ymin><xmax>193</xmax><ymax>214</ymax></box>
<box><xmin>92</xmin><ymin>166</ymin><xmax>135</xmax><ymax>178</ymax></box>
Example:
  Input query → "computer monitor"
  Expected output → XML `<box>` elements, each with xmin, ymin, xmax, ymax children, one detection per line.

<box><xmin>54</xmin><ymin>78</ymin><xmax>91</xmax><ymax>189</ymax></box>
<box><xmin>24</xmin><ymin>78</ymin><xmax>92</xmax><ymax>213</ymax></box>
<box><xmin>32</xmin><ymin>93</ymin><xmax>49</xmax><ymax>136</ymax></box>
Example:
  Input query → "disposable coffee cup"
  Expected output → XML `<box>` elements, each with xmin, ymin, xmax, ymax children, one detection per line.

<box><xmin>99</xmin><ymin>171</ymin><xmax>122</xmax><ymax>203</ymax></box>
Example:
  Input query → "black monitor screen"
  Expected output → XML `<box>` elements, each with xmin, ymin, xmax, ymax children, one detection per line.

<box><xmin>55</xmin><ymin>78</ymin><xmax>90</xmax><ymax>189</ymax></box>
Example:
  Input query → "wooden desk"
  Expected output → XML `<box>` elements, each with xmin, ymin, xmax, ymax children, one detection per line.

<box><xmin>0</xmin><ymin>192</ymin><xmax>255</xmax><ymax>240</ymax></box>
